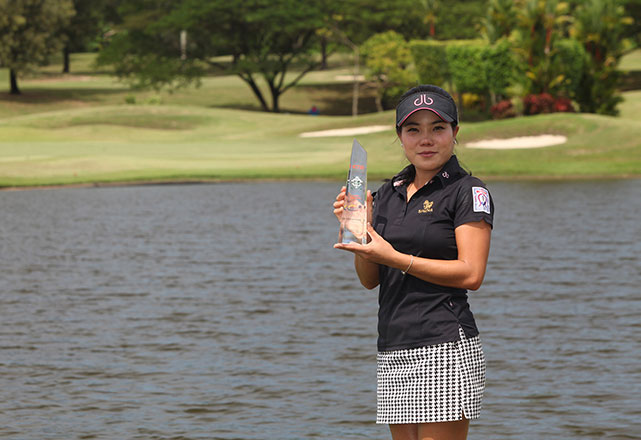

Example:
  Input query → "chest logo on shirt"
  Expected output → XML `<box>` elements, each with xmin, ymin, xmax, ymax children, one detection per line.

<box><xmin>472</xmin><ymin>187</ymin><xmax>491</xmax><ymax>214</ymax></box>
<box><xmin>418</xmin><ymin>200</ymin><xmax>434</xmax><ymax>213</ymax></box>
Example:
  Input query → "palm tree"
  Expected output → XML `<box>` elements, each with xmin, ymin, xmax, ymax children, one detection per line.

<box><xmin>512</xmin><ymin>0</ymin><xmax>572</xmax><ymax>94</ymax></box>
<box><xmin>420</xmin><ymin>0</ymin><xmax>439</xmax><ymax>38</ymax></box>
<box><xmin>481</xmin><ymin>0</ymin><xmax>517</xmax><ymax>44</ymax></box>
<box><xmin>571</xmin><ymin>0</ymin><xmax>632</xmax><ymax>114</ymax></box>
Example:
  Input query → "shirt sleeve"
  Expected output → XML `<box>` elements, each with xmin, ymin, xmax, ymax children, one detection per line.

<box><xmin>453</xmin><ymin>178</ymin><xmax>494</xmax><ymax>229</ymax></box>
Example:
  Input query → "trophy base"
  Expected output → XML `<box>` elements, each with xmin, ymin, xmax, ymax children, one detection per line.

<box><xmin>338</xmin><ymin>222</ymin><xmax>367</xmax><ymax>245</ymax></box>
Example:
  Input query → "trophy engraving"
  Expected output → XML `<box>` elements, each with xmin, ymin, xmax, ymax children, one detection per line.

<box><xmin>339</xmin><ymin>139</ymin><xmax>368</xmax><ymax>244</ymax></box>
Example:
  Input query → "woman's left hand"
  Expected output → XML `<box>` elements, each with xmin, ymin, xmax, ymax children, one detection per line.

<box><xmin>333</xmin><ymin>223</ymin><xmax>396</xmax><ymax>265</ymax></box>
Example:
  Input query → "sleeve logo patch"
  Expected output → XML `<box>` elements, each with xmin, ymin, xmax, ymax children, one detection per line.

<box><xmin>472</xmin><ymin>187</ymin><xmax>491</xmax><ymax>214</ymax></box>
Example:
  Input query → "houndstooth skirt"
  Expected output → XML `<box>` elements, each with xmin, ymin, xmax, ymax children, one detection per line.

<box><xmin>376</xmin><ymin>326</ymin><xmax>485</xmax><ymax>424</ymax></box>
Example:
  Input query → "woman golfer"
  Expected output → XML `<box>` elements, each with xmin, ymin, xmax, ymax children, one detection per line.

<box><xmin>333</xmin><ymin>84</ymin><xmax>493</xmax><ymax>440</ymax></box>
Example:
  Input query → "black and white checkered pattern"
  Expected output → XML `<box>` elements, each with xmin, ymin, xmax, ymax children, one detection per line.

<box><xmin>376</xmin><ymin>327</ymin><xmax>485</xmax><ymax>424</ymax></box>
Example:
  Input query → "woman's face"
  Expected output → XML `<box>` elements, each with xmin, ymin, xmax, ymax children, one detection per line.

<box><xmin>398</xmin><ymin>110</ymin><xmax>459</xmax><ymax>176</ymax></box>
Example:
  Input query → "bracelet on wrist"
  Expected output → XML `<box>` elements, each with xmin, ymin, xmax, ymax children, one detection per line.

<box><xmin>402</xmin><ymin>255</ymin><xmax>414</xmax><ymax>275</ymax></box>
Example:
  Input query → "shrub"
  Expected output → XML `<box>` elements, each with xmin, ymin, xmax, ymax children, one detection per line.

<box><xmin>409</xmin><ymin>40</ymin><xmax>449</xmax><ymax>87</ymax></box>
<box><xmin>362</xmin><ymin>31</ymin><xmax>418</xmax><ymax>111</ymax></box>
<box><xmin>409</xmin><ymin>39</ymin><xmax>519</xmax><ymax>104</ymax></box>
<box><xmin>446</xmin><ymin>41</ymin><xmax>487</xmax><ymax>95</ymax></box>
<box><xmin>571</xmin><ymin>0</ymin><xmax>632</xmax><ymax>115</ymax></box>
<box><xmin>553</xmin><ymin>97</ymin><xmax>575</xmax><ymax>113</ymax></box>
<box><xmin>523</xmin><ymin>93</ymin><xmax>556</xmax><ymax>115</ymax></box>
<box><xmin>552</xmin><ymin>39</ymin><xmax>588</xmax><ymax>99</ymax></box>
<box><xmin>482</xmin><ymin>40</ymin><xmax>518</xmax><ymax>99</ymax></box>
<box><xmin>522</xmin><ymin>93</ymin><xmax>575</xmax><ymax>115</ymax></box>
<box><xmin>462</xmin><ymin>93</ymin><xmax>484</xmax><ymax>109</ymax></box>
<box><xmin>490</xmin><ymin>99</ymin><xmax>517</xmax><ymax>119</ymax></box>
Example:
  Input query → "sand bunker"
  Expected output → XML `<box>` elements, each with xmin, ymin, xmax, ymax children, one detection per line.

<box><xmin>300</xmin><ymin>125</ymin><xmax>390</xmax><ymax>138</ymax></box>
<box><xmin>334</xmin><ymin>74</ymin><xmax>366</xmax><ymax>81</ymax></box>
<box><xmin>300</xmin><ymin>128</ymin><xmax>567</xmax><ymax>148</ymax></box>
<box><xmin>465</xmin><ymin>135</ymin><xmax>567</xmax><ymax>149</ymax></box>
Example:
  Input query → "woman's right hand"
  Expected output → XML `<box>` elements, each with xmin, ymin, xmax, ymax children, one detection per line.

<box><xmin>333</xmin><ymin>186</ymin><xmax>347</xmax><ymax>223</ymax></box>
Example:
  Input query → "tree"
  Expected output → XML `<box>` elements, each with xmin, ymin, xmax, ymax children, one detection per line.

<box><xmin>329</xmin><ymin>0</ymin><xmax>417</xmax><ymax>45</ymax></box>
<box><xmin>61</xmin><ymin>0</ymin><xmax>108</xmax><ymax>73</ymax></box>
<box><xmin>511</xmin><ymin>0</ymin><xmax>573</xmax><ymax>95</ymax></box>
<box><xmin>96</xmin><ymin>0</ymin><xmax>194</xmax><ymax>90</ymax></box>
<box><xmin>420</xmin><ymin>0</ymin><xmax>440</xmax><ymax>38</ymax></box>
<box><xmin>98</xmin><ymin>0</ymin><xmax>326</xmax><ymax>112</ymax></box>
<box><xmin>429</xmin><ymin>0</ymin><xmax>486</xmax><ymax>40</ymax></box>
<box><xmin>0</xmin><ymin>0</ymin><xmax>75</xmax><ymax>94</ymax></box>
<box><xmin>361</xmin><ymin>31</ymin><xmax>417</xmax><ymax>112</ymax></box>
<box><xmin>481</xmin><ymin>0</ymin><xmax>518</xmax><ymax>43</ymax></box>
<box><xmin>622</xmin><ymin>0</ymin><xmax>641</xmax><ymax>48</ymax></box>
<box><xmin>314</xmin><ymin>0</ymin><xmax>419</xmax><ymax>114</ymax></box>
<box><xmin>571</xmin><ymin>0</ymin><xmax>633</xmax><ymax>114</ymax></box>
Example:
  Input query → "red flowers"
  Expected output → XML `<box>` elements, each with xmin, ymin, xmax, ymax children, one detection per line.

<box><xmin>491</xmin><ymin>94</ymin><xmax>575</xmax><ymax>119</ymax></box>
<box><xmin>524</xmin><ymin>93</ymin><xmax>575</xmax><ymax>115</ymax></box>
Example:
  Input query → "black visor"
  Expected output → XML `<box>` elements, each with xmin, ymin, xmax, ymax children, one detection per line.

<box><xmin>396</xmin><ymin>92</ymin><xmax>458</xmax><ymax>128</ymax></box>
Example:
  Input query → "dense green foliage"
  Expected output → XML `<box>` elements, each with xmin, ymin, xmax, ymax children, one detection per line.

<box><xmin>61</xmin><ymin>0</ymin><xmax>109</xmax><ymax>73</ymax></box>
<box><xmin>409</xmin><ymin>40</ymin><xmax>450</xmax><ymax>87</ymax></box>
<box><xmin>446</xmin><ymin>42</ymin><xmax>488</xmax><ymax>95</ymax></box>
<box><xmin>425</xmin><ymin>1</ymin><xmax>486</xmax><ymax>40</ymax></box>
<box><xmin>552</xmin><ymin>38</ymin><xmax>589</xmax><ymax>100</ymax></box>
<box><xmin>572</xmin><ymin>0</ymin><xmax>633</xmax><ymax>114</ymax></box>
<box><xmin>482</xmin><ymin>41</ymin><xmax>519</xmax><ymax>99</ymax></box>
<box><xmin>361</xmin><ymin>31</ymin><xmax>417</xmax><ymax>110</ymax></box>
<box><xmin>510</xmin><ymin>0</ymin><xmax>573</xmax><ymax>95</ymax></box>
<box><xmin>0</xmin><ymin>0</ymin><xmax>75</xmax><ymax>94</ymax></box>
<box><xmin>325</xmin><ymin>0</ymin><xmax>417</xmax><ymax>46</ymax></box>
<box><xmin>1</xmin><ymin>0</ymin><xmax>637</xmax><ymax>117</ymax></box>
<box><xmin>410</xmin><ymin>39</ymin><xmax>517</xmax><ymax>103</ymax></box>
<box><xmin>97</xmin><ymin>0</ymin><xmax>327</xmax><ymax>112</ymax></box>
<box><xmin>96</xmin><ymin>0</ymin><xmax>433</xmax><ymax>112</ymax></box>
<box><xmin>476</xmin><ymin>0</ymin><xmax>634</xmax><ymax>115</ymax></box>
<box><xmin>481</xmin><ymin>0</ymin><xmax>519</xmax><ymax>43</ymax></box>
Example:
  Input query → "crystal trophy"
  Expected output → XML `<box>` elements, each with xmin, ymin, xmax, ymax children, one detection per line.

<box><xmin>338</xmin><ymin>139</ymin><xmax>368</xmax><ymax>244</ymax></box>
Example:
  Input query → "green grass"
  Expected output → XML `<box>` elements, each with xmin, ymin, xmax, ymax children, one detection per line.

<box><xmin>620</xmin><ymin>49</ymin><xmax>641</xmax><ymax>71</ymax></box>
<box><xmin>1</xmin><ymin>52</ymin><xmax>640</xmax><ymax>188</ymax></box>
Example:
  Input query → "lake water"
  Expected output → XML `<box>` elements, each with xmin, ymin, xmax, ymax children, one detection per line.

<box><xmin>1</xmin><ymin>180</ymin><xmax>640</xmax><ymax>440</ymax></box>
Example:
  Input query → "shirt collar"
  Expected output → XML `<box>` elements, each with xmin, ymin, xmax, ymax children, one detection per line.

<box><xmin>391</xmin><ymin>155</ymin><xmax>467</xmax><ymax>192</ymax></box>
<box><xmin>434</xmin><ymin>155</ymin><xmax>466</xmax><ymax>186</ymax></box>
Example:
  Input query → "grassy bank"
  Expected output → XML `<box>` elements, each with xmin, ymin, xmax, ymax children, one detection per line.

<box><xmin>1</xmin><ymin>53</ymin><xmax>640</xmax><ymax>188</ymax></box>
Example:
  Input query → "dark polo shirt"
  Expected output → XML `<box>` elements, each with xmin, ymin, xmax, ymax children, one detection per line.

<box><xmin>372</xmin><ymin>155</ymin><xmax>494</xmax><ymax>351</ymax></box>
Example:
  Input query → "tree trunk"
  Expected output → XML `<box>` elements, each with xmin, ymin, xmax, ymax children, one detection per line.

<box><xmin>320</xmin><ymin>37</ymin><xmax>328</xmax><ymax>70</ymax></box>
<box><xmin>239</xmin><ymin>74</ymin><xmax>270</xmax><ymax>111</ymax></box>
<box><xmin>63</xmin><ymin>45</ymin><xmax>70</xmax><ymax>73</ymax></box>
<box><xmin>269</xmin><ymin>82</ymin><xmax>280</xmax><ymax>112</ymax></box>
<box><xmin>10</xmin><ymin>69</ymin><xmax>20</xmax><ymax>95</ymax></box>
<box><xmin>352</xmin><ymin>46</ymin><xmax>359</xmax><ymax>117</ymax></box>
<box><xmin>375</xmin><ymin>90</ymin><xmax>384</xmax><ymax>113</ymax></box>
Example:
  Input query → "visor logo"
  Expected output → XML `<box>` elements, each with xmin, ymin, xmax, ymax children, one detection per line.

<box><xmin>414</xmin><ymin>94</ymin><xmax>434</xmax><ymax>107</ymax></box>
